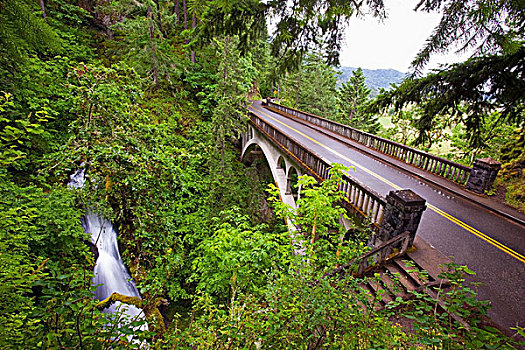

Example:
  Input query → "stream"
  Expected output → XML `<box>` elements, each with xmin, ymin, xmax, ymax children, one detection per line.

<box><xmin>69</xmin><ymin>168</ymin><xmax>145</xmax><ymax>325</ymax></box>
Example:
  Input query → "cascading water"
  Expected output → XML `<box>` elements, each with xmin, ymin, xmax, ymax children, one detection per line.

<box><xmin>69</xmin><ymin>168</ymin><xmax>145</xmax><ymax>325</ymax></box>
<box><xmin>83</xmin><ymin>212</ymin><xmax>143</xmax><ymax>318</ymax></box>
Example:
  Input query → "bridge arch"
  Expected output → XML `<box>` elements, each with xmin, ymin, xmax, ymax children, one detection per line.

<box><xmin>276</xmin><ymin>155</ymin><xmax>286</xmax><ymax>170</ymax></box>
<box><xmin>241</xmin><ymin>123</ymin><xmax>352</xmax><ymax>236</ymax></box>
<box><xmin>241</xmin><ymin>130</ymin><xmax>301</xmax><ymax>209</ymax></box>
<box><xmin>286</xmin><ymin>166</ymin><xmax>302</xmax><ymax>200</ymax></box>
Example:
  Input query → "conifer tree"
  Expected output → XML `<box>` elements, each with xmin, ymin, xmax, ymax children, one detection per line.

<box><xmin>280</xmin><ymin>53</ymin><xmax>338</xmax><ymax>119</ymax></box>
<box><xmin>212</xmin><ymin>36</ymin><xmax>256</xmax><ymax>175</ymax></box>
<box><xmin>0</xmin><ymin>0</ymin><xmax>60</xmax><ymax>70</ymax></box>
<box><xmin>338</xmin><ymin>68</ymin><xmax>380</xmax><ymax>133</ymax></box>
<box><xmin>198</xmin><ymin>0</ymin><xmax>386</xmax><ymax>72</ymax></box>
<box><xmin>373</xmin><ymin>0</ymin><xmax>525</xmax><ymax>148</ymax></box>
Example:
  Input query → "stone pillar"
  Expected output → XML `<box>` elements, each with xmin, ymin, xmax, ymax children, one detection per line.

<box><xmin>466</xmin><ymin>158</ymin><xmax>501</xmax><ymax>194</ymax></box>
<box><xmin>371</xmin><ymin>189</ymin><xmax>427</xmax><ymax>248</ymax></box>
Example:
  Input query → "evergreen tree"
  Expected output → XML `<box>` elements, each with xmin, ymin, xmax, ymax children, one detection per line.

<box><xmin>338</xmin><ymin>68</ymin><xmax>380</xmax><ymax>133</ymax></box>
<box><xmin>100</xmin><ymin>0</ymin><xmax>179</xmax><ymax>89</ymax></box>
<box><xmin>373</xmin><ymin>49</ymin><xmax>524</xmax><ymax>148</ymax></box>
<box><xmin>281</xmin><ymin>53</ymin><xmax>338</xmax><ymax>119</ymax></box>
<box><xmin>411</xmin><ymin>0</ymin><xmax>525</xmax><ymax>75</ymax></box>
<box><xmin>198</xmin><ymin>0</ymin><xmax>386</xmax><ymax>72</ymax></box>
<box><xmin>0</xmin><ymin>0</ymin><xmax>60</xmax><ymax>70</ymax></box>
<box><xmin>212</xmin><ymin>36</ymin><xmax>256</xmax><ymax>175</ymax></box>
<box><xmin>373</xmin><ymin>0</ymin><xmax>525</xmax><ymax>148</ymax></box>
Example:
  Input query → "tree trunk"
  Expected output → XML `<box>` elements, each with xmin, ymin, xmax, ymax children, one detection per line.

<box><xmin>191</xmin><ymin>12</ymin><xmax>197</xmax><ymax>63</ymax></box>
<box><xmin>153</xmin><ymin>0</ymin><xmax>164</xmax><ymax>37</ymax></box>
<box><xmin>221</xmin><ymin>133</ymin><xmax>225</xmax><ymax>176</ymax></box>
<box><xmin>102</xmin><ymin>15</ymin><xmax>114</xmax><ymax>39</ymax></box>
<box><xmin>310</xmin><ymin>222</ymin><xmax>319</xmax><ymax>244</ymax></box>
<box><xmin>221</xmin><ymin>38</ymin><xmax>230</xmax><ymax>176</ymax></box>
<box><xmin>470</xmin><ymin>149</ymin><xmax>478</xmax><ymax>165</ymax></box>
<box><xmin>38</xmin><ymin>0</ymin><xmax>47</xmax><ymax>19</ymax></box>
<box><xmin>183</xmin><ymin>0</ymin><xmax>188</xmax><ymax>44</ymax></box>
<box><xmin>295</xmin><ymin>70</ymin><xmax>302</xmax><ymax>108</ymax></box>
<box><xmin>147</xmin><ymin>6</ymin><xmax>159</xmax><ymax>89</ymax></box>
<box><xmin>174</xmin><ymin>0</ymin><xmax>180</xmax><ymax>22</ymax></box>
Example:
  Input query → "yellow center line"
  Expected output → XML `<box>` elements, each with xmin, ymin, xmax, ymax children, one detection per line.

<box><xmin>250</xmin><ymin>105</ymin><xmax>525</xmax><ymax>264</ymax></box>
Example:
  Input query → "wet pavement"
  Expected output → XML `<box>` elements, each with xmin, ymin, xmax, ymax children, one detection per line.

<box><xmin>249</xmin><ymin>101</ymin><xmax>525</xmax><ymax>333</ymax></box>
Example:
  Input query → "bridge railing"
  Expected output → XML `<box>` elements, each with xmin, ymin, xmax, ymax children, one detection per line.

<box><xmin>321</xmin><ymin>230</ymin><xmax>411</xmax><ymax>280</ymax></box>
<box><xmin>266</xmin><ymin>101</ymin><xmax>472</xmax><ymax>185</ymax></box>
<box><xmin>249</xmin><ymin>111</ymin><xmax>386</xmax><ymax>229</ymax></box>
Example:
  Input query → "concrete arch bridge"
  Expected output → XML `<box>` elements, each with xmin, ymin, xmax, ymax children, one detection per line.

<box><xmin>240</xmin><ymin>100</ymin><xmax>525</xmax><ymax>331</ymax></box>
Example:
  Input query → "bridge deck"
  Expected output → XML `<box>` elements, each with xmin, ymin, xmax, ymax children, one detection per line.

<box><xmin>248</xmin><ymin>100</ymin><xmax>525</xmax><ymax>332</ymax></box>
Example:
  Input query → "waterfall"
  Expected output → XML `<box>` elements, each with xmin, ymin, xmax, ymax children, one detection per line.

<box><xmin>69</xmin><ymin>168</ymin><xmax>145</xmax><ymax>325</ymax></box>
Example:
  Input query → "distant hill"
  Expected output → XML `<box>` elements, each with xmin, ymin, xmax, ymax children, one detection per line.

<box><xmin>337</xmin><ymin>67</ymin><xmax>406</xmax><ymax>97</ymax></box>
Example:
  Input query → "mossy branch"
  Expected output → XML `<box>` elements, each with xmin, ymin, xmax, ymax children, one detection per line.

<box><xmin>96</xmin><ymin>292</ymin><xmax>166</xmax><ymax>334</ymax></box>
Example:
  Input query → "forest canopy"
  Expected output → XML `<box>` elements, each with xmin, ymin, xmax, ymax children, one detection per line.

<box><xmin>0</xmin><ymin>0</ymin><xmax>524</xmax><ymax>348</ymax></box>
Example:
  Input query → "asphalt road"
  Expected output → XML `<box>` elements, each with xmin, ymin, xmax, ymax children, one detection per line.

<box><xmin>249</xmin><ymin>101</ymin><xmax>525</xmax><ymax>332</ymax></box>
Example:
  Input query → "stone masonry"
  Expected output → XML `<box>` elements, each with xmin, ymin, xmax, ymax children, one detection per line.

<box><xmin>371</xmin><ymin>189</ymin><xmax>427</xmax><ymax>248</ymax></box>
<box><xmin>466</xmin><ymin>157</ymin><xmax>501</xmax><ymax>194</ymax></box>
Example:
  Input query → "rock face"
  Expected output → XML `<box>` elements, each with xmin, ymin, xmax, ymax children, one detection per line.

<box><xmin>466</xmin><ymin>158</ymin><xmax>501</xmax><ymax>194</ymax></box>
<box><xmin>85</xmin><ymin>239</ymin><xmax>99</xmax><ymax>262</ymax></box>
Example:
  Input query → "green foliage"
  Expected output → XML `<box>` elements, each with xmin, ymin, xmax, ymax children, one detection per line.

<box><xmin>0</xmin><ymin>92</ymin><xmax>49</xmax><ymax>168</ymax></box>
<box><xmin>100</xmin><ymin>0</ymin><xmax>182</xmax><ymax>88</ymax></box>
<box><xmin>0</xmin><ymin>176</ymin><xmax>152</xmax><ymax>348</ymax></box>
<box><xmin>280</xmin><ymin>53</ymin><xmax>339</xmax><ymax>119</ymax></box>
<box><xmin>0</xmin><ymin>215</ymin><xmax>42</xmax><ymax>347</ymax></box>
<box><xmin>66</xmin><ymin>62</ymin><xmax>142</xmax><ymax>135</ymax></box>
<box><xmin>191</xmin><ymin>209</ymin><xmax>287</xmax><ymax>300</ymax></box>
<box><xmin>378</xmin><ymin>105</ymin><xmax>517</xmax><ymax>167</ymax></box>
<box><xmin>411</xmin><ymin>0</ymin><xmax>525</xmax><ymax>74</ymax></box>
<box><xmin>495</xmin><ymin>128</ymin><xmax>525</xmax><ymax>211</ymax></box>
<box><xmin>380</xmin><ymin>105</ymin><xmax>456</xmax><ymax>152</ymax></box>
<box><xmin>1</xmin><ymin>54</ymin><xmax>93</xmax><ymax>176</ymax></box>
<box><xmin>500</xmin><ymin>128</ymin><xmax>525</xmax><ymax>164</ymax></box>
<box><xmin>447</xmin><ymin>111</ymin><xmax>516</xmax><ymax>163</ymax></box>
<box><xmin>267</xmin><ymin>0</ymin><xmax>385</xmax><ymax>69</ymax></box>
<box><xmin>166</xmin><ymin>255</ymin><xmax>524</xmax><ymax>348</ymax></box>
<box><xmin>267</xmin><ymin>164</ymin><xmax>368</xmax><ymax>273</ymax></box>
<box><xmin>337</xmin><ymin>68</ymin><xmax>380</xmax><ymax>133</ymax></box>
<box><xmin>0</xmin><ymin>0</ymin><xmax>61</xmax><ymax>68</ymax></box>
<box><xmin>1</xmin><ymin>0</ymin><xmax>523</xmax><ymax>347</ymax></box>
<box><xmin>387</xmin><ymin>262</ymin><xmax>521</xmax><ymax>349</ymax></box>
<box><xmin>199</xmin><ymin>0</ymin><xmax>386</xmax><ymax>72</ymax></box>
<box><xmin>372</xmin><ymin>49</ymin><xmax>525</xmax><ymax>149</ymax></box>
<box><xmin>47</xmin><ymin>0</ymin><xmax>92</xmax><ymax>26</ymax></box>
<box><xmin>167</xmin><ymin>274</ymin><xmax>408</xmax><ymax>349</ymax></box>
<box><xmin>39</xmin><ymin>59</ymin><xmax>273</xmax><ymax>309</ymax></box>
<box><xmin>372</xmin><ymin>0</ymin><xmax>525</xmax><ymax>151</ymax></box>
<box><xmin>371</xmin><ymin>0</ymin><xmax>525</xmax><ymax>151</ymax></box>
<box><xmin>198</xmin><ymin>0</ymin><xmax>268</xmax><ymax>57</ymax></box>
<box><xmin>211</xmin><ymin>36</ymin><xmax>257</xmax><ymax>174</ymax></box>
<box><xmin>380</xmin><ymin>108</ymin><xmax>419</xmax><ymax>146</ymax></box>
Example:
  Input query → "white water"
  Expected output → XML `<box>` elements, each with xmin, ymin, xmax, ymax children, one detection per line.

<box><xmin>83</xmin><ymin>212</ymin><xmax>143</xmax><ymax>318</ymax></box>
<box><xmin>69</xmin><ymin>168</ymin><xmax>145</xmax><ymax>324</ymax></box>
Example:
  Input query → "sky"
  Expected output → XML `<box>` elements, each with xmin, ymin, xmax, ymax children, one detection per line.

<box><xmin>339</xmin><ymin>0</ymin><xmax>472</xmax><ymax>73</ymax></box>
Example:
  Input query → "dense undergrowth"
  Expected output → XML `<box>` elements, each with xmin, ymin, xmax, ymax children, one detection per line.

<box><xmin>495</xmin><ymin>128</ymin><xmax>525</xmax><ymax>213</ymax></box>
<box><xmin>1</xmin><ymin>0</ymin><xmax>524</xmax><ymax>348</ymax></box>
